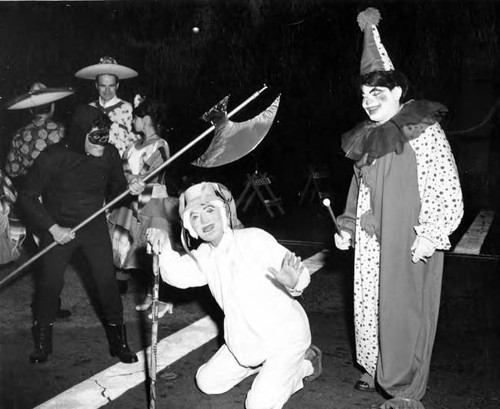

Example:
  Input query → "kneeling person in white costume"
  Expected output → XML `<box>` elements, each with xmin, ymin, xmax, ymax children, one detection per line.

<box><xmin>147</xmin><ymin>182</ymin><xmax>322</xmax><ymax>409</ymax></box>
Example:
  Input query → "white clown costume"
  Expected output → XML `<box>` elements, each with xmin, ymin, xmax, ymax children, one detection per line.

<box><xmin>149</xmin><ymin>182</ymin><xmax>320</xmax><ymax>409</ymax></box>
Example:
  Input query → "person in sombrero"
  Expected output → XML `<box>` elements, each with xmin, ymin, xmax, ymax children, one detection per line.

<box><xmin>75</xmin><ymin>56</ymin><xmax>140</xmax><ymax>293</ymax></box>
<box><xmin>75</xmin><ymin>56</ymin><xmax>138</xmax><ymax>158</ymax></box>
<box><xmin>4</xmin><ymin>82</ymin><xmax>73</xmax><ymax>319</ymax></box>
<box><xmin>5</xmin><ymin>82</ymin><xmax>70</xmax><ymax>187</ymax></box>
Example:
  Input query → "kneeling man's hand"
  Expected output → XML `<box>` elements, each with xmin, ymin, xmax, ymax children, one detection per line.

<box><xmin>268</xmin><ymin>251</ymin><xmax>304</xmax><ymax>289</ymax></box>
<box><xmin>146</xmin><ymin>227</ymin><xmax>170</xmax><ymax>254</ymax></box>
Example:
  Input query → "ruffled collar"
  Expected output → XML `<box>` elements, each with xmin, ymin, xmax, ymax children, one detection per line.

<box><xmin>341</xmin><ymin>100</ymin><xmax>448</xmax><ymax>165</ymax></box>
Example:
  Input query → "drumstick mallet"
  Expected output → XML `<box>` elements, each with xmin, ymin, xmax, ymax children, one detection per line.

<box><xmin>322</xmin><ymin>198</ymin><xmax>341</xmax><ymax>236</ymax></box>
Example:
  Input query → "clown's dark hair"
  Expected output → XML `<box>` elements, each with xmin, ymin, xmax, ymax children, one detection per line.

<box><xmin>360</xmin><ymin>70</ymin><xmax>409</xmax><ymax>100</ymax></box>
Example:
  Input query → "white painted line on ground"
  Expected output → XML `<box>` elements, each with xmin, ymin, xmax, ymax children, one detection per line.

<box><xmin>35</xmin><ymin>250</ymin><xmax>328</xmax><ymax>409</ymax></box>
<box><xmin>303</xmin><ymin>250</ymin><xmax>329</xmax><ymax>275</ymax></box>
<box><xmin>453</xmin><ymin>209</ymin><xmax>494</xmax><ymax>254</ymax></box>
<box><xmin>35</xmin><ymin>316</ymin><xmax>218</xmax><ymax>409</ymax></box>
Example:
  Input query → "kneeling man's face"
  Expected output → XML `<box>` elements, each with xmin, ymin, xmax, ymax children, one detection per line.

<box><xmin>190</xmin><ymin>203</ymin><xmax>225</xmax><ymax>246</ymax></box>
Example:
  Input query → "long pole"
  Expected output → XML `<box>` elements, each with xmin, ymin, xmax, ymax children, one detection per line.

<box><xmin>149</xmin><ymin>253</ymin><xmax>160</xmax><ymax>409</ymax></box>
<box><xmin>0</xmin><ymin>85</ymin><xmax>269</xmax><ymax>290</ymax></box>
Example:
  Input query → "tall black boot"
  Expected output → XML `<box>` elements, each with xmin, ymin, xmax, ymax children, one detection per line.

<box><xmin>104</xmin><ymin>323</ymin><xmax>138</xmax><ymax>364</ymax></box>
<box><xmin>30</xmin><ymin>322</ymin><xmax>53</xmax><ymax>364</ymax></box>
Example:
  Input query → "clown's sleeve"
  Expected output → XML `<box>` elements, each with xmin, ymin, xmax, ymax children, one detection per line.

<box><xmin>337</xmin><ymin>172</ymin><xmax>359</xmax><ymax>239</ymax></box>
<box><xmin>410</xmin><ymin>123</ymin><xmax>464</xmax><ymax>249</ymax></box>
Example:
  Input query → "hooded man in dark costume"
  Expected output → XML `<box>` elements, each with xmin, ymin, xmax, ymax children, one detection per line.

<box><xmin>19</xmin><ymin>104</ymin><xmax>144</xmax><ymax>365</ymax></box>
<box><xmin>334</xmin><ymin>8</ymin><xmax>464</xmax><ymax>409</ymax></box>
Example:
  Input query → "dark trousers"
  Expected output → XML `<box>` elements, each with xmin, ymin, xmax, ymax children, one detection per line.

<box><xmin>33</xmin><ymin>221</ymin><xmax>123</xmax><ymax>325</ymax></box>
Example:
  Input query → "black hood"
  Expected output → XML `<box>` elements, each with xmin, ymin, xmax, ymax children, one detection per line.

<box><xmin>65</xmin><ymin>104</ymin><xmax>109</xmax><ymax>154</ymax></box>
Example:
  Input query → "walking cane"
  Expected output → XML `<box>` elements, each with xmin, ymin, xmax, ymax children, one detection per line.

<box><xmin>149</xmin><ymin>252</ymin><xmax>161</xmax><ymax>409</ymax></box>
<box><xmin>0</xmin><ymin>85</ymin><xmax>269</xmax><ymax>291</ymax></box>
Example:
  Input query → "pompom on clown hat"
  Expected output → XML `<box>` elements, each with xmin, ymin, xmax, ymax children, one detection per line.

<box><xmin>357</xmin><ymin>8</ymin><xmax>394</xmax><ymax>75</ymax></box>
<box><xmin>74</xmin><ymin>56</ymin><xmax>138</xmax><ymax>80</ymax></box>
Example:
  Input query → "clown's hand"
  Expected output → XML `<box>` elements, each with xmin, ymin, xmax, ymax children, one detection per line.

<box><xmin>334</xmin><ymin>231</ymin><xmax>351</xmax><ymax>250</ymax></box>
<box><xmin>411</xmin><ymin>236</ymin><xmax>436</xmax><ymax>263</ymax></box>
<box><xmin>146</xmin><ymin>227</ymin><xmax>170</xmax><ymax>255</ymax></box>
<box><xmin>268</xmin><ymin>251</ymin><xmax>304</xmax><ymax>289</ymax></box>
<box><xmin>129</xmin><ymin>177</ymin><xmax>145</xmax><ymax>196</ymax></box>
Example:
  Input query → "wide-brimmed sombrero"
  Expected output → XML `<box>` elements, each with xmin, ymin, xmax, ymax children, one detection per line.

<box><xmin>74</xmin><ymin>56</ymin><xmax>138</xmax><ymax>80</ymax></box>
<box><xmin>5</xmin><ymin>82</ymin><xmax>74</xmax><ymax>110</ymax></box>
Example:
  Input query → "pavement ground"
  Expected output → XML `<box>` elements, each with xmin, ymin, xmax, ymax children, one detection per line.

<box><xmin>1</xmin><ymin>202</ymin><xmax>499</xmax><ymax>409</ymax></box>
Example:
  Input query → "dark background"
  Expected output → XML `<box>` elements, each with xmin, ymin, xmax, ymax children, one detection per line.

<box><xmin>1</xmin><ymin>0</ymin><xmax>499</xmax><ymax>209</ymax></box>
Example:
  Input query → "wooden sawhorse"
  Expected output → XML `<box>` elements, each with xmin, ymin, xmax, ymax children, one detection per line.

<box><xmin>299</xmin><ymin>167</ymin><xmax>332</xmax><ymax>205</ymax></box>
<box><xmin>236</xmin><ymin>172</ymin><xmax>285</xmax><ymax>218</ymax></box>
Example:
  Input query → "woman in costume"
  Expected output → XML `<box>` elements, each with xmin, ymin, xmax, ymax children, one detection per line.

<box><xmin>334</xmin><ymin>8</ymin><xmax>464</xmax><ymax>409</ymax></box>
<box><xmin>108</xmin><ymin>96</ymin><xmax>174</xmax><ymax>317</ymax></box>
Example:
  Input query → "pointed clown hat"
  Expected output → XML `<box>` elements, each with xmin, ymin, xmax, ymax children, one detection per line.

<box><xmin>5</xmin><ymin>82</ymin><xmax>74</xmax><ymax>110</ymax></box>
<box><xmin>75</xmin><ymin>56</ymin><xmax>138</xmax><ymax>80</ymax></box>
<box><xmin>357</xmin><ymin>8</ymin><xmax>394</xmax><ymax>75</ymax></box>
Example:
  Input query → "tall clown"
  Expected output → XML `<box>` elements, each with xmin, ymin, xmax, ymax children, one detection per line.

<box><xmin>335</xmin><ymin>8</ymin><xmax>463</xmax><ymax>409</ymax></box>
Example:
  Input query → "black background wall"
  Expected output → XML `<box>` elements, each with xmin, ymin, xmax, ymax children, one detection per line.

<box><xmin>1</xmin><ymin>0</ymin><xmax>498</xmax><ymax>207</ymax></box>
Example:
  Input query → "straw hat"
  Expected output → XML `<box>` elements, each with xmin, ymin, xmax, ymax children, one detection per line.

<box><xmin>5</xmin><ymin>82</ymin><xmax>74</xmax><ymax>110</ymax></box>
<box><xmin>74</xmin><ymin>56</ymin><xmax>138</xmax><ymax>80</ymax></box>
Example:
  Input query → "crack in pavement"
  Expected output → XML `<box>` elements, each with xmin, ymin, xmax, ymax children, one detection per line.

<box><xmin>94</xmin><ymin>379</ymin><xmax>112</xmax><ymax>403</ymax></box>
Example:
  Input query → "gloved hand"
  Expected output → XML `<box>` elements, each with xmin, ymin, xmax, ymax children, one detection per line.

<box><xmin>411</xmin><ymin>236</ymin><xmax>437</xmax><ymax>263</ymax></box>
<box><xmin>334</xmin><ymin>231</ymin><xmax>352</xmax><ymax>250</ymax></box>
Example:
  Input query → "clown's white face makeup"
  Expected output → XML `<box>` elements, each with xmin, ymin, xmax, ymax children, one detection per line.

<box><xmin>361</xmin><ymin>85</ymin><xmax>402</xmax><ymax>124</ymax></box>
<box><xmin>190</xmin><ymin>203</ymin><xmax>225</xmax><ymax>246</ymax></box>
